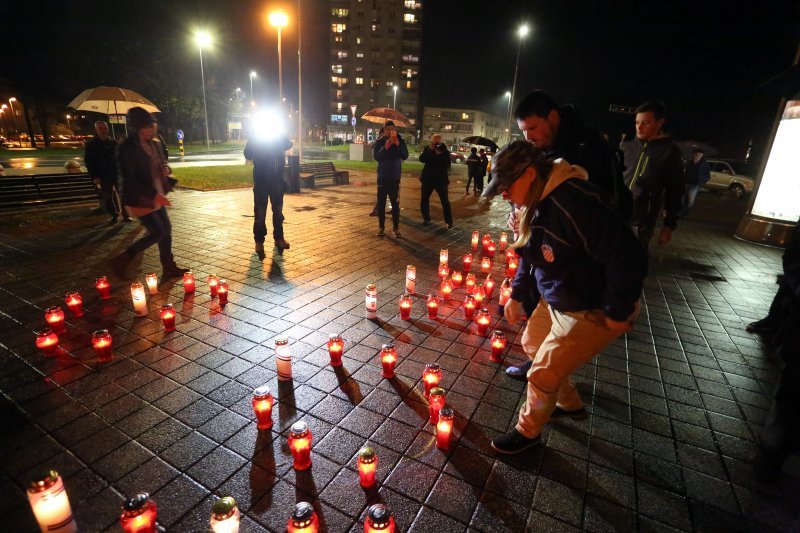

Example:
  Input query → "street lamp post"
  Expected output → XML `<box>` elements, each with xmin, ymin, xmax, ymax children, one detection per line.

<box><xmin>65</xmin><ymin>114</ymin><xmax>72</xmax><ymax>132</ymax></box>
<box><xmin>504</xmin><ymin>91</ymin><xmax>512</xmax><ymax>144</ymax></box>
<box><xmin>8</xmin><ymin>97</ymin><xmax>19</xmax><ymax>132</ymax></box>
<box><xmin>297</xmin><ymin>0</ymin><xmax>303</xmax><ymax>160</ymax></box>
<box><xmin>392</xmin><ymin>85</ymin><xmax>398</xmax><ymax>109</ymax></box>
<box><xmin>269</xmin><ymin>11</ymin><xmax>289</xmax><ymax>104</ymax></box>
<box><xmin>507</xmin><ymin>24</ymin><xmax>530</xmax><ymax>144</ymax></box>
<box><xmin>195</xmin><ymin>31</ymin><xmax>212</xmax><ymax>150</ymax></box>
<box><xmin>249</xmin><ymin>71</ymin><xmax>257</xmax><ymax>106</ymax></box>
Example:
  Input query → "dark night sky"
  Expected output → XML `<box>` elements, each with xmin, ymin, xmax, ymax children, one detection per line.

<box><xmin>2</xmin><ymin>0</ymin><xmax>798</xmax><ymax>159</ymax></box>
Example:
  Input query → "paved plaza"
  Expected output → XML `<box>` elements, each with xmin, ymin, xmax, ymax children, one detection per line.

<box><xmin>1</xmin><ymin>168</ymin><xmax>798</xmax><ymax>532</ymax></box>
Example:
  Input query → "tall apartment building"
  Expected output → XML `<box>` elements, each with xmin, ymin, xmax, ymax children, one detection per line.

<box><xmin>423</xmin><ymin>107</ymin><xmax>507</xmax><ymax>148</ymax></box>
<box><xmin>328</xmin><ymin>0</ymin><xmax>422</xmax><ymax>142</ymax></box>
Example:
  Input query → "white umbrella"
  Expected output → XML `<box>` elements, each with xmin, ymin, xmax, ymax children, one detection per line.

<box><xmin>67</xmin><ymin>86</ymin><xmax>160</xmax><ymax>115</ymax></box>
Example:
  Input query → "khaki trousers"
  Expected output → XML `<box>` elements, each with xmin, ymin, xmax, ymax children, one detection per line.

<box><xmin>515</xmin><ymin>299</ymin><xmax>639</xmax><ymax>438</ymax></box>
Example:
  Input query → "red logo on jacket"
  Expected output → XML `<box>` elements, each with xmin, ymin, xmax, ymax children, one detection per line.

<box><xmin>541</xmin><ymin>244</ymin><xmax>555</xmax><ymax>263</ymax></box>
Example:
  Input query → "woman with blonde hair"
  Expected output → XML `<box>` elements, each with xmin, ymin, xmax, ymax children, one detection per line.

<box><xmin>482</xmin><ymin>141</ymin><xmax>647</xmax><ymax>454</ymax></box>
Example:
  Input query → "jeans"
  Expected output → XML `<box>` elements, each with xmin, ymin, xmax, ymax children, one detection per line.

<box><xmin>420</xmin><ymin>180</ymin><xmax>452</xmax><ymax>225</ymax></box>
<box><xmin>378</xmin><ymin>179</ymin><xmax>400</xmax><ymax>229</ymax></box>
<box><xmin>253</xmin><ymin>179</ymin><xmax>285</xmax><ymax>242</ymax></box>
<box><xmin>99</xmin><ymin>178</ymin><xmax>120</xmax><ymax>217</ymax></box>
<box><xmin>684</xmin><ymin>184</ymin><xmax>700</xmax><ymax>214</ymax></box>
<box><xmin>126</xmin><ymin>207</ymin><xmax>173</xmax><ymax>264</ymax></box>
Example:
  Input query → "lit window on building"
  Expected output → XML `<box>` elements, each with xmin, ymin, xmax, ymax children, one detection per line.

<box><xmin>386</xmin><ymin>81</ymin><xmax>394</xmax><ymax>87</ymax></box>
<box><xmin>331</xmin><ymin>77</ymin><xmax>348</xmax><ymax>86</ymax></box>
<box><xmin>357</xmin><ymin>37</ymin><xmax>362</xmax><ymax>44</ymax></box>
<box><xmin>355</xmin><ymin>66</ymin><xmax>364</xmax><ymax>72</ymax></box>
<box><xmin>333</xmin><ymin>35</ymin><xmax>345</xmax><ymax>43</ymax></box>
<box><xmin>356</xmin><ymin>77</ymin><xmax>364</xmax><ymax>85</ymax></box>
<box><xmin>336</xmin><ymin>90</ymin><xmax>344</xmax><ymax>99</ymax></box>
<box><xmin>331</xmin><ymin>8</ymin><xmax>349</xmax><ymax>17</ymax></box>
<box><xmin>462</xmin><ymin>113</ymin><xmax>470</xmax><ymax>120</ymax></box>
<box><xmin>403</xmin><ymin>13</ymin><xmax>416</xmax><ymax>23</ymax></box>
<box><xmin>402</xmin><ymin>54</ymin><xmax>420</xmax><ymax>63</ymax></box>
<box><xmin>406</xmin><ymin>81</ymin><xmax>413</xmax><ymax>89</ymax></box>
<box><xmin>444</xmin><ymin>125</ymin><xmax>452</xmax><ymax>131</ymax></box>
<box><xmin>404</xmin><ymin>0</ymin><xmax>421</xmax><ymax>9</ymax></box>
<box><xmin>332</xmin><ymin>65</ymin><xmax>343</xmax><ymax>74</ymax></box>
<box><xmin>330</xmin><ymin>114</ymin><xmax>349</xmax><ymax>125</ymax></box>
<box><xmin>337</xmin><ymin>102</ymin><xmax>343</xmax><ymax>111</ymax></box>
<box><xmin>332</xmin><ymin>23</ymin><xmax>347</xmax><ymax>33</ymax></box>
<box><xmin>371</xmin><ymin>78</ymin><xmax>380</xmax><ymax>88</ymax></box>
<box><xmin>356</xmin><ymin>52</ymin><xmax>364</xmax><ymax>58</ymax></box>
<box><xmin>336</xmin><ymin>51</ymin><xmax>348</xmax><ymax>59</ymax></box>
<box><xmin>372</xmin><ymin>24</ymin><xmax>378</xmax><ymax>32</ymax></box>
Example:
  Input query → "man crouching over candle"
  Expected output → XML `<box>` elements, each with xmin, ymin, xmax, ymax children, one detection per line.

<box><xmin>482</xmin><ymin>141</ymin><xmax>647</xmax><ymax>455</ymax></box>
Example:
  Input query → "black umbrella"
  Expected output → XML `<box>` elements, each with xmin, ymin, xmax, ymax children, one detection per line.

<box><xmin>462</xmin><ymin>136</ymin><xmax>499</xmax><ymax>151</ymax></box>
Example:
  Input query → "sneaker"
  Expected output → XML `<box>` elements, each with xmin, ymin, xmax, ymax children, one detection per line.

<box><xmin>377</xmin><ymin>228</ymin><xmax>385</xmax><ymax>237</ymax></box>
<box><xmin>746</xmin><ymin>317</ymin><xmax>777</xmax><ymax>334</ymax></box>
<box><xmin>162</xmin><ymin>265</ymin><xmax>190</xmax><ymax>278</ymax></box>
<box><xmin>505</xmin><ymin>360</ymin><xmax>532</xmax><ymax>380</ymax></box>
<box><xmin>255</xmin><ymin>242</ymin><xmax>265</xmax><ymax>253</ymax></box>
<box><xmin>369</xmin><ymin>208</ymin><xmax>378</xmax><ymax>217</ymax></box>
<box><xmin>422</xmin><ymin>220</ymin><xmax>432</xmax><ymax>226</ymax></box>
<box><xmin>491</xmin><ymin>429</ymin><xmax>541</xmax><ymax>455</ymax></box>
<box><xmin>551</xmin><ymin>406</ymin><xmax>588</xmax><ymax>421</ymax></box>
<box><xmin>392</xmin><ymin>227</ymin><xmax>401</xmax><ymax>238</ymax></box>
<box><xmin>447</xmin><ymin>223</ymin><xmax>454</xmax><ymax>229</ymax></box>
<box><xmin>275</xmin><ymin>239</ymin><xmax>291</xmax><ymax>251</ymax></box>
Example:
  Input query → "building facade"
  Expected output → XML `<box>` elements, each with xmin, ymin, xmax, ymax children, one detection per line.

<box><xmin>328</xmin><ymin>0</ymin><xmax>422</xmax><ymax>142</ymax></box>
<box><xmin>422</xmin><ymin>107</ymin><xmax>507</xmax><ymax>148</ymax></box>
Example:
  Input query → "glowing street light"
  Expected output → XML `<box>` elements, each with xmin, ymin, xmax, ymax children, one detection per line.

<box><xmin>269</xmin><ymin>11</ymin><xmax>289</xmax><ymax>103</ymax></box>
<box><xmin>8</xmin><ymin>97</ymin><xmax>20</xmax><ymax>131</ymax></box>
<box><xmin>392</xmin><ymin>84</ymin><xmax>398</xmax><ymax>109</ymax></box>
<box><xmin>504</xmin><ymin>91</ymin><xmax>512</xmax><ymax>144</ymax></box>
<box><xmin>249</xmin><ymin>71</ymin><xmax>257</xmax><ymax>106</ymax></box>
<box><xmin>195</xmin><ymin>31</ymin><xmax>212</xmax><ymax>150</ymax></box>
<box><xmin>507</xmin><ymin>24</ymin><xmax>530</xmax><ymax>144</ymax></box>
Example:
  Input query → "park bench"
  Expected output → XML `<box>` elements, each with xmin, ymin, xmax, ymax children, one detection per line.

<box><xmin>298</xmin><ymin>161</ymin><xmax>349</xmax><ymax>188</ymax></box>
<box><xmin>0</xmin><ymin>173</ymin><xmax>100</xmax><ymax>209</ymax></box>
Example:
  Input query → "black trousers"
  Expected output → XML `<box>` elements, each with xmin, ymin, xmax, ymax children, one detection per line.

<box><xmin>99</xmin><ymin>177</ymin><xmax>120</xmax><ymax>216</ymax></box>
<box><xmin>420</xmin><ymin>180</ymin><xmax>452</xmax><ymax>225</ymax></box>
<box><xmin>253</xmin><ymin>179</ymin><xmax>285</xmax><ymax>243</ymax></box>
<box><xmin>126</xmin><ymin>207</ymin><xmax>174</xmax><ymax>264</ymax></box>
<box><xmin>377</xmin><ymin>179</ymin><xmax>400</xmax><ymax>229</ymax></box>
<box><xmin>466</xmin><ymin>174</ymin><xmax>484</xmax><ymax>194</ymax></box>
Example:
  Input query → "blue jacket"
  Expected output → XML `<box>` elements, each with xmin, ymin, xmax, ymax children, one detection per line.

<box><xmin>510</xmin><ymin>161</ymin><xmax>647</xmax><ymax>321</ymax></box>
<box><xmin>373</xmin><ymin>134</ymin><xmax>408</xmax><ymax>181</ymax></box>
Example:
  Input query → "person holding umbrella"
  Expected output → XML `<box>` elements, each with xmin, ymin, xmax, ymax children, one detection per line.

<box><xmin>84</xmin><ymin>120</ymin><xmax>130</xmax><ymax>225</ymax></box>
<box><xmin>373</xmin><ymin>120</ymin><xmax>408</xmax><ymax>237</ymax></box>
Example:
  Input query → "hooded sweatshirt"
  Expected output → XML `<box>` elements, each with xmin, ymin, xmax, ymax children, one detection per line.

<box><xmin>510</xmin><ymin>160</ymin><xmax>647</xmax><ymax>321</ymax></box>
<box><xmin>626</xmin><ymin>136</ymin><xmax>685</xmax><ymax>229</ymax></box>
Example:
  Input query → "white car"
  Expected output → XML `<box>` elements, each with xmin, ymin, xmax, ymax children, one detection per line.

<box><xmin>703</xmin><ymin>160</ymin><xmax>754</xmax><ymax>199</ymax></box>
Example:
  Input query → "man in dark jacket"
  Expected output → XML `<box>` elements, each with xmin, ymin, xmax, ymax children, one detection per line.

<box><xmin>419</xmin><ymin>134</ymin><xmax>453</xmax><ymax>228</ymax></box>
<box><xmin>466</xmin><ymin>147</ymin><xmax>482</xmax><ymax>195</ymax></box>
<box><xmin>682</xmin><ymin>147</ymin><xmax>710</xmax><ymax>215</ymax></box>
<box><xmin>85</xmin><ymin>120</ymin><xmax>129</xmax><ymax>225</ymax></box>
<box><xmin>244</xmin><ymin>131</ymin><xmax>293</xmax><ymax>254</ymax></box>
<box><xmin>479</xmin><ymin>149</ymin><xmax>489</xmax><ymax>185</ymax></box>
<box><xmin>626</xmin><ymin>101</ymin><xmax>685</xmax><ymax>248</ymax></box>
<box><xmin>373</xmin><ymin>120</ymin><xmax>408</xmax><ymax>238</ymax></box>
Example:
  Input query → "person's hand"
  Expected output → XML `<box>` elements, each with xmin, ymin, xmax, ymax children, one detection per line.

<box><xmin>605</xmin><ymin>316</ymin><xmax>634</xmax><ymax>333</ymax></box>
<box><xmin>155</xmin><ymin>194</ymin><xmax>171</xmax><ymax>207</ymax></box>
<box><xmin>504</xmin><ymin>298</ymin><xmax>524</xmax><ymax>324</ymax></box>
<box><xmin>658</xmin><ymin>227</ymin><xmax>673</xmax><ymax>246</ymax></box>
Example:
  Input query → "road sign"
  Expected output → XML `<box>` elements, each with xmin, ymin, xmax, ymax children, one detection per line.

<box><xmin>176</xmin><ymin>129</ymin><xmax>184</xmax><ymax>140</ymax></box>
<box><xmin>350</xmin><ymin>104</ymin><xmax>358</xmax><ymax>117</ymax></box>
<box><xmin>351</xmin><ymin>117</ymin><xmax>357</xmax><ymax>127</ymax></box>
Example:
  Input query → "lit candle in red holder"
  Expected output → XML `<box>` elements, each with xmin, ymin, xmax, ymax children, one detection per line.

<box><xmin>451</xmin><ymin>271</ymin><xmax>463</xmax><ymax>288</ymax></box>
<box><xmin>44</xmin><ymin>306</ymin><xmax>66</xmax><ymax>334</ymax></box>
<box><xmin>251</xmin><ymin>385</ymin><xmax>274</xmax><ymax>430</ymax></box>
<box><xmin>364</xmin><ymin>504</ymin><xmax>396</xmax><ymax>533</ymax></box>
<box><xmin>288</xmin><ymin>421</ymin><xmax>313</xmax><ymax>471</ymax></box>
<box><xmin>436</xmin><ymin>407</ymin><xmax>454</xmax><ymax>450</ymax></box>
<box><xmin>506</xmin><ymin>258</ymin><xmax>519</xmax><ymax>279</ymax></box>
<box><xmin>481</xmin><ymin>257</ymin><xmax>492</xmax><ymax>274</ymax></box>
<box><xmin>210</xmin><ymin>496</ymin><xmax>240</xmax><ymax>533</ymax></box>
<box><xmin>218</xmin><ymin>280</ymin><xmax>229</xmax><ymax>306</ymax></box>
<box><xmin>120</xmin><ymin>492</ymin><xmax>158</xmax><ymax>533</ymax></box>
<box><xmin>438</xmin><ymin>263</ymin><xmax>449</xmax><ymax>280</ymax></box>
<box><xmin>426</xmin><ymin>294</ymin><xmax>439</xmax><ymax>319</ymax></box>
<box><xmin>506</xmin><ymin>249</ymin><xmax>516</xmax><ymax>263</ymax></box>
<box><xmin>463</xmin><ymin>295</ymin><xmax>476</xmax><ymax>320</ymax></box>
<box><xmin>327</xmin><ymin>334</ymin><xmax>344</xmax><ymax>366</ymax></box>
<box><xmin>35</xmin><ymin>329</ymin><xmax>59</xmax><ymax>356</ymax></box>
<box><xmin>473</xmin><ymin>285</ymin><xmax>485</xmax><ymax>307</ymax></box>
<box><xmin>287</xmin><ymin>502</ymin><xmax>318</xmax><ymax>533</ymax></box>
<box><xmin>96</xmin><ymin>276</ymin><xmax>111</xmax><ymax>300</ymax></box>
<box><xmin>487</xmin><ymin>241</ymin><xmax>497</xmax><ymax>258</ymax></box>
<box><xmin>92</xmin><ymin>329</ymin><xmax>113</xmax><ymax>362</ymax></box>
<box><xmin>422</xmin><ymin>362</ymin><xmax>442</xmax><ymax>397</ymax></box>
<box><xmin>183</xmin><ymin>271</ymin><xmax>196</xmax><ymax>294</ymax></box>
<box><xmin>145</xmin><ymin>273</ymin><xmax>158</xmax><ymax>295</ymax></box>
<box><xmin>380</xmin><ymin>343</ymin><xmax>397</xmax><ymax>378</ymax></box>
<box><xmin>428</xmin><ymin>387</ymin><xmax>446</xmax><ymax>424</ymax></box>
<box><xmin>484</xmin><ymin>274</ymin><xmax>495</xmax><ymax>299</ymax></box>
<box><xmin>462</xmin><ymin>253</ymin><xmax>473</xmax><ymax>272</ymax></box>
<box><xmin>160</xmin><ymin>304</ymin><xmax>176</xmax><ymax>331</ymax></box>
<box><xmin>464</xmin><ymin>273</ymin><xmax>477</xmax><ymax>293</ymax></box>
<box><xmin>131</xmin><ymin>282</ymin><xmax>148</xmax><ymax>317</ymax></box>
<box><xmin>439</xmin><ymin>248</ymin><xmax>449</xmax><ymax>266</ymax></box>
<box><xmin>482</xmin><ymin>233</ymin><xmax>491</xmax><ymax>250</ymax></box>
<box><xmin>357</xmin><ymin>447</ymin><xmax>378</xmax><ymax>488</ymax></box>
<box><xmin>399</xmin><ymin>293</ymin><xmax>412</xmax><ymax>320</ymax></box>
<box><xmin>499</xmin><ymin>232</ymin><xmax>508</xmax><ymax>250</ymax></box>
<box><xmin>490</xmin><ymin>330</ymin><xmax>507</xmax><ymax>362</ymax></box>
<box><xmin>208</xmin><ymin>275</ymin><xmax>219</xmax><ymax>297</ymax></box>
<box><xmin>439</xmin><ymin>279</ymin><xmax>453</xmax><ymax>301</ymax></box>
<box><xmin>476</xmin><ymin>308</ymin><xmax>491</xmax><ymax>336</ymax></box>
<box><xmin>405</xmin><ymin>265</ymin><xmax>416</xmax><ymax>294</ymax></box>
<box><xmin>498</xmin><ymin>278</ymin><xmax>512</xmax><ymax>310</ymax></box>
<box><xmin>471</xmin><ymin>231</ymin><xmax>479</xmax><ymax>251</ymax></box>
<box><xmin>64</xmin><ymin>292</ymin><xmax>83</xmax><ymax>318</ymax></box>
<box><xmin>27</xmin><ymin>469</ymin><xmax>77</xmax><ymax>533</ymax></box>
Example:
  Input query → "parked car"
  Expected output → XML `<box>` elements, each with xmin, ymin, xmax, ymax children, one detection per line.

<box><xmin>450</xmin><ymin>152</ymin><xmax>465</xmax><ymax>163</ymax></box>
<box><xmin>703</xmin><ymin>160</ymin><xmax>754</xmax><ymax>199</ymax></box>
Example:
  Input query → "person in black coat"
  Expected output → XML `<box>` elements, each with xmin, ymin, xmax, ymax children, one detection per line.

<box><xmin>418</xmin><ymin>134</ymin><xmax>453</xmax><ymax>228</ymax></box>
<box><xmin>466</xmin><ymin>147</ymin><xmax>482</xmax><ymax>196</ymax></box>
<box><xmin>84</xmin><ymin>120</ymin><xmax>130</xmax><ymax>225</ymax></box>
<box><xmin>372</xmin><ymin>120</ymin><xmax>408</xmax><ymax>237</ymax></box>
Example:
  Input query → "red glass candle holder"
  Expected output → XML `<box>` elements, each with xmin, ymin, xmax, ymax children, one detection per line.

<box><xmin>287</xmin><ymin>502</ymin><xmax>318</xmax><ymax>533</ymax></box>
<box><xmin>96</xmin><ymin>276</ymin><xmax>111</xmax><ymax>300</ymax></box>
<box><xmin>506</xmin><ymin>259</ymin><xmax>519</xmax><ymax>279</ymax></box>
<box><xmin>428</xmin><ymin>387</ymin><xmax>446</xmax><ymax>425</ymax></box>
<box><xmin>462</xmin><ymin>253</ymin><xmax>473</xmax><ymax>272</ymax></box>
<box><xmin>399</xmin><ymin>293</ymin><xmax>412</xmax><ymax>320</ymax></box>
<box><xmin>484</xmin><ymin>274</ymin><xmax>495</xmax><ymax>299</ymax></box>
<box><xmin>183</xmin><ymin>271</ymin><xmax>196</xmax><ymax>294</ymax></box>
<box><xmin>160</xmin><ymin>304</ymin><xmax>176</xmax><ymax>332</ymax></box>
<box><xmin>252</xmin><ymin>385</ymin><xmax>274</xmax><ymax>430</ymax></box>
<box><xmin>327</xmin><ymin>334</ymin><xmax>344</xmax><ymax>366</ymax></box>
<box><xmin>482</xmin><ymin>233</ymin><xmax>491</xmax><ymax>250</ymax></box>
<box><xmin>380</xmin><ymin>344</ymin><xmax>397</xmax><ymax>379</ymax></box>
<box><xmin>473</xmin><ymin>285</ymin><xmax>485</xmax><ymax>307</ymax></box>
<box><xmin>463</xmin><ymin>295</ymin><xmax>476</xmax><ymax>321</ymax></box>
<box><xmin>210</xmin><ymin>497</ymin><xmax>240</xmax><ymax>533</ymax></box>
<box><xmin>288</xmin><ymin>421</ymin><xmax>313</xmax><ymax>471</ymax></box>
<box><xmin>439</xmin><ymin>248</ymin><xmax>449</xmax><ymax>266</ymax></box>
<box><xmin>208</xmin><ymin>275</ymin><xmax>219</xmax><ymax>297</ymax></box>
<box><xmin>439</xmin><ymin>279</ymin><xmax>453</xmax><ymax>301</ymax></box>
<box><xmin>426</xmin><ymin>294</ymin><xmax>439</xmax><ymax>319</ymax></box>
<box><xmin>476</xmin><ymin>308</ymin><xmax>491</xmax><ymax>336</ymax></box>
<box><xmin>120</xmin><ymin>492</ymin><xmax>158</xmax><ymax>533</ymax></box>
<box><xmin>464</xmin><ymin>273</ymin><xmax>476</xmax><ymax>294</ymax></box>
<box><xmin>357</xmin><ymin>447</ymin><xmax>378</xmax><ymax>488</ymax></box>
<box><xmin>44</xmin><ymin>306</ymin><xmax>66</xmax><ymax>334</ymax></box>
<box><xmin>437</xmin><ymin>264</ymin><xmax>449</xmax><ymax>280</ymax></box>
<box><xmin>506</xmin><ymin>249</ymin><xmax>516</xmax><ymax>263</ymax></box>
<box><xmin>500</xmin><ymin>232</ymin><xmax>508</xmax><ymax>250</ymax></box>
<box><xmin>490</xmin><ymin>330</ymin><xmax>507</xmax><ymax>362</ymax></box>
<box><xmin>436</xmin><ymin>407</ymin><xmax>454</xmax><ymax>450</ymax></box>
<box><xmin>470</xmin><ymin>231</ymin><xmax>479</xmax><ymax>251</ymax></box>
<box><xmin>481</xmin><ymin>257</ymin><xmax>492</xmax><ymax>274</ymax></box>
<box><xmin>65</xmin><ymin>292</ymin><xmax>83</xmax><ymax>318</ymax></box>
<box><xmin>450</xmin><ymin>271</ymin><xmax>463</xmax><ymax>288</ymax></box>
<box><xmin>217</xmin><ymin>280</ymin><xmax>229</xmax><ymax>306</ymax></box>
<box><xmin>487</xmin><ymin>241</ymin><xmax>497</xmax><ymax>259</ymax></box>
<box><xmin>92</xmin><ymin>329</ymin><xmax>113</xmax><ymax>362</ymax></box>
<box><xmin>364</xmin><ymin>504</ymin><xmax>395</xmax><ymax>533</ymax></box>
<box><xmin>35</xmin><ymin>329</ymin><xmax>59</xmax><ymax>356</ymax></box>
<box><xmin>422</xmin><ymin>362</ymin><xmax>442</xmax><ymax>397</ymax></box>
<box><xmin>498</xmin><ymin>278</ymin><xmax>512</xmax><ymax>307</ymax></box>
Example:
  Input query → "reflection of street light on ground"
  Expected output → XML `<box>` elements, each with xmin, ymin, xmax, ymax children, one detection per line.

<box><xmin>249</xmin><ymin>71</ymin><xmax>257</xmax><ymax>106</ymax></box>
<box><xmin>507</xmin><ymin>24</ymin><xmax>530</xmax><ymax>144</ymax></box>
<box><xmin>195</xmin><ymin>30</ymin><xmax>212</xmax><ymax>150</ymax></box>
<box><xmin>393</xmin><ymin>85</ymin><xmax>398</xmax><ymax>109</ymax></box>
<box><xmin>268</xmin><ymin>11</ymin><xmax>289</xmax><ymax>103</ymax></box>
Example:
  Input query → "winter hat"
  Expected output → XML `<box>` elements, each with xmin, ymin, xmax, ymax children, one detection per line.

<box><xmin>127</xmin><ymin>107</ymin><xmax>156</xmax><ymax>130</ymax></box>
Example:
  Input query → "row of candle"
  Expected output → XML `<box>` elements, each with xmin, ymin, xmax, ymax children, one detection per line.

<box><xmin>27</xmin><ymin>470</ymin><xmax>396</xmax><ymax>533</ymax></box>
